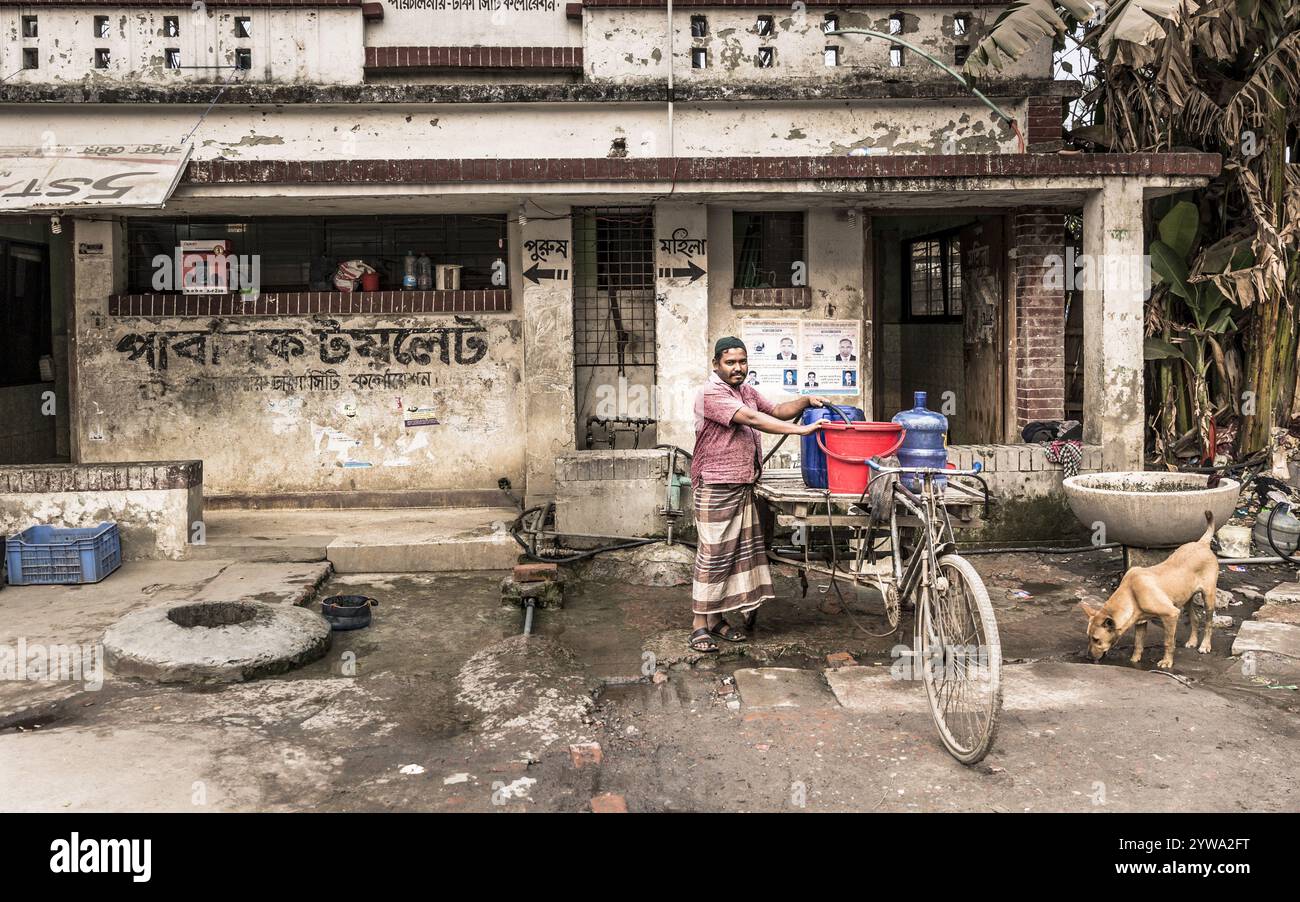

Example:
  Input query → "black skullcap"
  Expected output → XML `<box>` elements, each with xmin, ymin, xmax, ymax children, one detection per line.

<box><xmin>713</xmin><ymin>336</ymin><xmax>746</xmax><ymax>359</ymax></box>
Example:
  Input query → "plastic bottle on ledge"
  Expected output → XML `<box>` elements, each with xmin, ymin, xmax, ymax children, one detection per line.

<box><xmin>416</xmin><ymin>253</ymin><xmax>432</xmax><ymax>290</ymax></box>
<box><xmin>402</xmin><ymin>251</ymin><xmax>417</xmax><ymax>290</ymax></box>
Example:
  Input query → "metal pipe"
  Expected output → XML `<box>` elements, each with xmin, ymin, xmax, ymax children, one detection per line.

<box><xmin>826</xmin><ymin>28</ymin><xmax>1023</xmax><ymax>152</ymax></box>
<box><xmin>523</xmin><ymin>598</ymin><xmax>536</xmax><ymax>636</ymax></box>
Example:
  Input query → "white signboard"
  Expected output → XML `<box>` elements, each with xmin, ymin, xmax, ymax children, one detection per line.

<box><xmin>0</xmin><ymin>144</ymin><xmax>192</xmax><ymax>213</ymax></box>
<box><xmin>739</xmin><ymin>318</ymin><xmax>862</xmax><ymax>398</ymax></box>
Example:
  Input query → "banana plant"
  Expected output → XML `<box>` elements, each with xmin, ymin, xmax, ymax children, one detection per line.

<box><xmin>1142</xmin><ymin>200</ymin><xmax>1245</xmax><ymax>462</ymax></box>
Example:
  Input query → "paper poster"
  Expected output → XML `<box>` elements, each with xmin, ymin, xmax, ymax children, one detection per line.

<box><xmin>738</xmin><ymin>318</ymin><xmax>801</xmax><ymax>396</ymax></box>
<box><xmin>738</xmin><ymin>318</ymin><xmax>861</xmax><ymax>398</ymax></box>
<box><xmin>799</xmin><ymin>320</ymin><xmax>861</xmax><ymax>396</ymax></box>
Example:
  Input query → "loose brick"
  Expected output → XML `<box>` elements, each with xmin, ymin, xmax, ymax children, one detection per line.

<box><xmin>590</xmin><ymin>792</ymin><xmax>627</xmax><ymax>813</ymax></box>
<box><xmin>513</xmin><ymin>562</ymin><xmax>559</xmax><ymax>583</ymax></box>
<box><xmin>569</xmin><ymin>742</ymin><xmax>603</xmax><ymax>769</ymax></box>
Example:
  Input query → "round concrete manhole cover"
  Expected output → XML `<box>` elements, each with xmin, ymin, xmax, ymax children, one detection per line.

<box><xmin>104</xmin><ymin>601</ymin><xmax>332</xmax><ymax>683</ymax></box>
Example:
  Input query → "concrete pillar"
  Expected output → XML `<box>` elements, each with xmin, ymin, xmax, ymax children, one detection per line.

<box><xmin>1013</xmin><ymin>210</ymin><xmax>1066</xmax><ymax>429</ymax></box>
<box><xmin>1082</xmin><ymin>178</ymin><xmax>1146</xmax><ymax>470</ymax></box>
<box><xmin>70</xmin><ymin>217</ymin><xmax>126</xmax><ymax>464</ymax></box>
<box><xmin>653</xmin><ymin>203</ymin><xmax>709</xmax><ymax>450</ymax></box>
<box><xmin>519</xmin><ymin>208</ymin><xmax>575</xmax><ymax>502</ymax></box>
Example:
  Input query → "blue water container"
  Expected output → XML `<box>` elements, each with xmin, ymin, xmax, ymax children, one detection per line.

<box><xmin>892</xmin><ymin>391</ymin><xmax>948</xmax><ymax>488</ymax></box>
<box><xmin>801</xmin><ymin>405</ymin><xmax>864</xmax><ymax>488</ymax></box>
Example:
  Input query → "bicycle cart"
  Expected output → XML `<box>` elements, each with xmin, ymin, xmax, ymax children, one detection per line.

<box><xmin>755</xmin><ymin>452</ymin><xmax>1003</xmax><ymax>765</ymax></box>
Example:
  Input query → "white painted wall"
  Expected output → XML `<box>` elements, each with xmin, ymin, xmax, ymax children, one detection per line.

<box><xmin>4</xmin><ymin>98</ymin><xmax>1023</xmax><ymax>163</ymax></box>
<box><xmin>366</xmin><ymin>0</ymin><xmax>580</xmax><ymax>47</ymax></box>
<box><xmin>2</xmin><ymin>8</ymin><xmax>364</xmax><ymax>84</ymax></box>
<box><xmin>586</xmin><ymin>8</ymin><xmax>1052</xmax><ymax>83</ymax></box>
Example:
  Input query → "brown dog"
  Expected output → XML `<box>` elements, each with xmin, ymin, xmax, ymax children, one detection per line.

<box><xmin>1078</xmin><ymin>510</ymin><xmax>1219</xmax><ymax>669</ymax></box>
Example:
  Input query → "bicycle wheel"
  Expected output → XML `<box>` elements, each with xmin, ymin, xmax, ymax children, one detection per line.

<box><xmin>916</xmin><ymin>554</ymin><xmax>1002</xmax><ymax>764</ymax></box>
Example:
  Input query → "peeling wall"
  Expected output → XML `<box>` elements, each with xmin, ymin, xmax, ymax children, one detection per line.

<box><xmin>70</xmin><ymin>220</ymin><xmax>528</xmax><ymax>497</ymax></box>
<box><xmin>2</xmin><ymin>9</ymin><xmax>364</xmax><ymax>85</ymax></box>
<box><xmin>4</xmin><ymin>98</ymin><xmax>1025</xmax><ymax>162</ymax></box>
<box><xmin>586</xmin><ymin>8</ymin><xmax>1051</xmax><ymax>84</ymax></box>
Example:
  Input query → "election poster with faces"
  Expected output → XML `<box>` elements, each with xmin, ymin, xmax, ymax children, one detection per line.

<box><xmin>739</xmin><ymin>318</ymin><xmax>861</xmax><ymax>398</ymax></box>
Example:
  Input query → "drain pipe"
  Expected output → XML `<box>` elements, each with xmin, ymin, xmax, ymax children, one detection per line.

<box><xmin>522</xmin><ymin>598</ymin><xmax>536</xmax><ymax>636</ymax></box>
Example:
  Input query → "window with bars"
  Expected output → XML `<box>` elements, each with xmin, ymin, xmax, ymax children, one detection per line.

<box><xmin>571</xmin><ymin>208</ymin><xmax>656</xmax><ymax>369</ymax></box>
<box><xmin>905</xmin><ymin>232</ymin><xmax>963</xmax><ymax>320</ymax></box>
<box><xmin>124</xmin><ymin>215</ymin><xmax>508</xmax><ymax>292</ymax></box>
<box><xmin>733</xmin><ymin>211</ymin><xmax>805</xmax><ymax>289</ymax></box>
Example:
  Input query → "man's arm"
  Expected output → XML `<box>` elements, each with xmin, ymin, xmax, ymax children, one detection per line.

<box><xmin>769</xmin><ymin>396</ymin><xmax>812</xmax><ymax>421</ymax></box>
<box><xmin>733</xmin><ymin>406</ymin><xmax>820</xmax><ymax>435</ymax></box>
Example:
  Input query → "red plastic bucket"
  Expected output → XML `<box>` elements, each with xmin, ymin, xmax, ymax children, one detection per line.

<box><xmin>815</xmin><ymin>422</ymin><xmax>906</xmax><ymax>495</ymax></box>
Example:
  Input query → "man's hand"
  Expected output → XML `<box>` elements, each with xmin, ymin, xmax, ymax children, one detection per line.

<box><xmin>798</xmin><ymin>419</ymin><xmax>828</xmax><ymax>437</ymax></box>
<box><xmin>805</xmin><ymin>396</ymin><xmax>834</xmax><ymax>409</ymax></box>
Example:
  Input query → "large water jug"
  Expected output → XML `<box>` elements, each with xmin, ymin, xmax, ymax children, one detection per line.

<box><xmin>801</xmin><ymin>405</ymin><xmax>864</xmax><ymax>489</ymax></box>
<box><xmin>892</xmin><ymin>391</ymin><xmax>948</xmax><ymax>488</ymax></box>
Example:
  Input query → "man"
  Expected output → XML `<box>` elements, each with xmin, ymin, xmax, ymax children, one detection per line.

<box><xmin>775</xmin><ymin>336</ymin><xmax>798</xmax><ymax>360</ymax></box>
<box><xmin>835</xmin><ymin>338</ymin><xmax>857</xmax><ymax>362</ymax></box>
<box><xmin>688</xmin><ymin>336</ymin><xmax>830</xmax><ymax>653</ymax></box>
<box><xmin>804</xmin><ymin>371</ymin><xmax>819</xmax><ymax>388</ymax></box>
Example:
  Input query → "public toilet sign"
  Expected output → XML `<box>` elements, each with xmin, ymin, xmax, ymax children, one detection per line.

<box><xmin>0</xmin><ymin>144</ymin><xmax>191</xmax><ymax>212</ymax></box>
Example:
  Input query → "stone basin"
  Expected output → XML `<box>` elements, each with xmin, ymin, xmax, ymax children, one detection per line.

<box><xmin>1063</xmin><ymin>471</ymin><xmax>1240</xmax><ymax>548</ymax></box>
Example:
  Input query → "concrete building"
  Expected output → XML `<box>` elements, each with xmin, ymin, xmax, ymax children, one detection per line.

<box><xmin>0</xmin><ymin>1</ymin><xmax>1219</xmax><ymax>557</ymax></box>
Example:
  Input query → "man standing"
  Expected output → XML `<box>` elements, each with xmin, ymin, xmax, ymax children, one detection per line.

<box><xmin>688</xmin><ymin>336</ymin><xmax>830</xmax><ymax>653</ymax></box>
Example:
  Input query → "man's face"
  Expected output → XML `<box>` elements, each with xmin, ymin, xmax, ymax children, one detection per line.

<box><xmin>714</xmin><ymin>348</ymin><xmax>748</xmax><ymax>386</ymax></box>
<box><xmin>839</xmin><ymin>340</ymin><xmax>852</xmax><ymax>355</ymax></box>
<box><xmin>780</xmin><ymin>338</ymin><xmax>793</xmax><ymax>352</ymax></box>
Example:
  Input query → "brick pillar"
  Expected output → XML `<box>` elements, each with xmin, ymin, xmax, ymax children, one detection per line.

<box><xmin>1026</xmin><ymin>95</ymin><xmax>1064</xmax><ymax>152</ymax></box>
<box><xmin>1013</xmin><ymin>211</ymin><xmax>1066</xmax><ymax>430</ymax></box>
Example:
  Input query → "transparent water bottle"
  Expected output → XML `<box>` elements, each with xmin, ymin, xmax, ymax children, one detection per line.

<box><xmin>416</xmin><ymin>253</ymin><xmax>432</xmax><ymax>290</ymax></box>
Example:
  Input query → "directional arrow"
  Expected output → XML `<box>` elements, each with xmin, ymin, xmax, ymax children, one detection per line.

<box><xmin>523</xmin><ymin>264</ymin><xmax>569</xmax><ymax>284</ymax></box>
<box><xmin>657</xmin><ymin>260</ymin><xmax>706</xmax><ymax>283</ymax></box>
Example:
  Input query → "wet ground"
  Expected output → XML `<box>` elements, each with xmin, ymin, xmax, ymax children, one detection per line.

<box><xmin>1</xmin><ymin>551</ymin><xmax>1298</xmax><ymax>812</ymax></box>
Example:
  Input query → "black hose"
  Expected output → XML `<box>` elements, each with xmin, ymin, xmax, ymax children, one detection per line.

<box><xmin>1263</xmin><ymin>502</ymin><xmax>1300</xmax><ymax>565</ymax></box>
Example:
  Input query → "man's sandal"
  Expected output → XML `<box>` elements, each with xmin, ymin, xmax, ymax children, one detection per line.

<box><xmin>688</xmin><ymin>628</ymin><xmax>720</xmax><ymax>653</ymax></box>
<box><xmin>708</xmin><ymin>620</ymin><xmax>747</xmax><ymax>642</ymax></box>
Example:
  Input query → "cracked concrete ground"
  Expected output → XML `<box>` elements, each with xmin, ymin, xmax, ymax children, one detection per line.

<box><xmin>1</xmin><ymin>551</ymin><xmax>1297</xmax><ymax>812</ymax></box>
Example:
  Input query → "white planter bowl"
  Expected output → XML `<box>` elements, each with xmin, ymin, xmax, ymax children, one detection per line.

<box><xmin>1063</xmin><ymin>471</ymin><xmax>1241</xmax><ymax>548</ymax></box>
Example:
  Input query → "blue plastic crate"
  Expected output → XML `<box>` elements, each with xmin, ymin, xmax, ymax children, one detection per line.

<box><xmin>5</xmin><ymin>522</ymin><xmax>122</xmax><ymax>585</ymax></box>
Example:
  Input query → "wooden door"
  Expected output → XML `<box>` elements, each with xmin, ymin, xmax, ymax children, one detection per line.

<box><xmin>959</xmin><ymin>219</ymin><xmax>1004</xmax><ymax>444</ymax></box>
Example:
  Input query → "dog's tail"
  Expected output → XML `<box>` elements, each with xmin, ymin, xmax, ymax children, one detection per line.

<box><xmin>1200</xmin><ymin>509</ymin><xmax>1215</xmax><ymax>543</ymax></box>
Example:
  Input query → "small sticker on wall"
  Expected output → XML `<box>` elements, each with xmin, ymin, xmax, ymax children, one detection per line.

<box><xmin>338</xmin><ymin>460</ymin><xmax>373</xmax><ymax>469</ymax></box>
<box><xmin>404</xmin><ymin>406</ymin><xmax>439</xmax><ymax>428</ymax></box>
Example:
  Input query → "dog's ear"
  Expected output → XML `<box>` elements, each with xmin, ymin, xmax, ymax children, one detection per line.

<box><xmin>1077</xmin><ymin>601</ymin><xmax>1100</xmax><ymax>620</ymax></box>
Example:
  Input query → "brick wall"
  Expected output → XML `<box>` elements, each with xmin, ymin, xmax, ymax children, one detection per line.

<box><xmin>1013</xmin><ymin>211</ymin><xmax>1066</xmax><ymax>429</ymax></box>
<box><xmin>1026</xmin><ymin>95</ymin><xmax>1064</xmax><ymax>151</ymax></box>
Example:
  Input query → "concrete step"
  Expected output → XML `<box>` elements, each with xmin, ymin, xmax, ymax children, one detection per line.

<box><xmin>188</xmin><ymin>507</ymin><xmax>522</xmax><ymax>572</ymax></box>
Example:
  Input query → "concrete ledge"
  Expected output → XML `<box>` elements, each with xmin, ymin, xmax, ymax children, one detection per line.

<box><xmin>205</xmin><ymin>488</ymin><xmax>513</xmax><ymax>511</ymax></box>
<box><xmin>0</xmin><ymin>461</ymin><xmax>202</xmax><ymax>560</ymax></box>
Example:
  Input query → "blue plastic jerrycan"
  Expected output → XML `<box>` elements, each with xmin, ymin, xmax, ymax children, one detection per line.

<box><xmin>891</xmin><ymin>391</ymin><xmax>948</xmax><ymax>488</ymax></box>
<box><xmin>801</xmin><ymin>405</ymin><xmax>864</xmax><ymax>489</ymax></box>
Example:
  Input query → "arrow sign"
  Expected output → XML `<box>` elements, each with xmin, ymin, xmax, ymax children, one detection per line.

<box><xmin>523</xmin><ymin>264</ymin><xmax>569</xmax><ymax>284</ymax></box>
<box><xmin>657</xmin><ymin>260</ymin><xmax>706</xmax><ymax>283</ymax></box>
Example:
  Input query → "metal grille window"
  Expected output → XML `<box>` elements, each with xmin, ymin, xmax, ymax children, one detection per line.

<box><xmin>733</xmin><ymin>211</ymin><xmax>805</xmax><ymax>289</ymax></box>
<box><xmin>690</xmin><ymin>15</ymin><xmax>707</xmax><ymax>37</ymax></box>
<box><xmin>94</xmin><ymin>16</ymin><xmax>110</xmax><ymax>38</ymax></box>
<box><xmin>164</xmin><ymin>16</ymin><xmax>179</xmax><ymax>37</ymax></box>
<box><xmin>235</xmin><ymin>17</ymin><xmax>252</xmax><ymax>38</ymax></box>
<box><xmin>905</xmin><ymin>232</ymin><xmax>963</xmax><ymax>320</ymax></box>
<box><xmin>125</xmin><ymin>214</ymin><xmax>508</xmax><ymax>292</ymax></box>
<box><xmin>572</xmin><ymin>208</ymin><xmax>656</xmax><ymax>369</ymax></box>
<box><xmin>165</xmin><ymin>48</ymin><xmax>180</xmax><ymax>69</ymax></box>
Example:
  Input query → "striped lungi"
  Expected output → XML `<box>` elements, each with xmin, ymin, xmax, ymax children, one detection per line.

<box><xmin>692</xmin><ymin>482</ymin><xmax>775</xmax><ymax>616</ymax></box>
